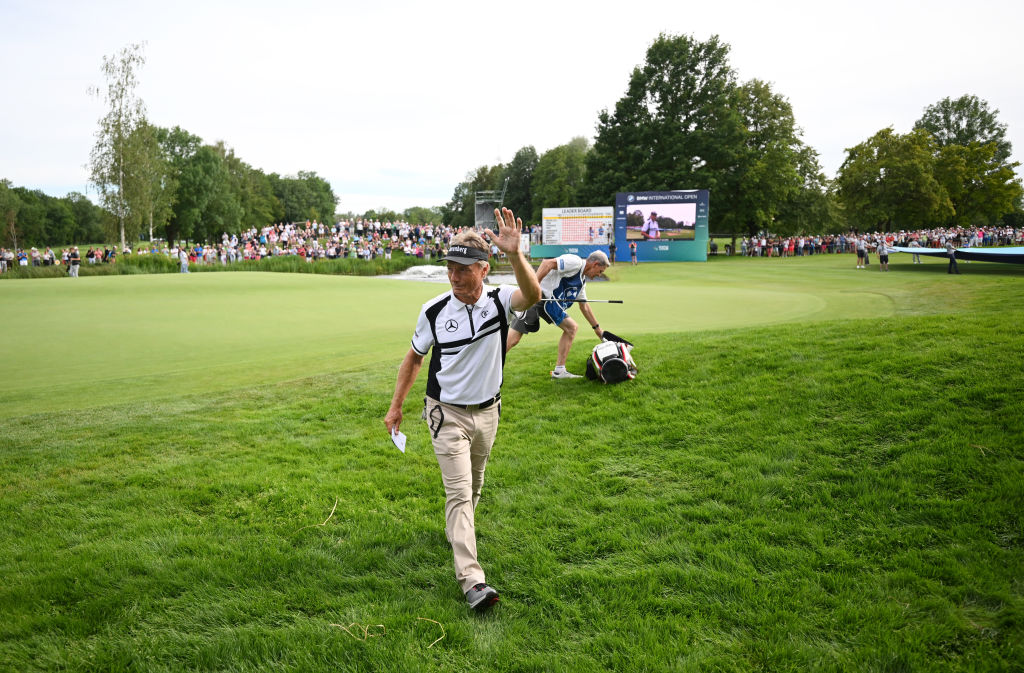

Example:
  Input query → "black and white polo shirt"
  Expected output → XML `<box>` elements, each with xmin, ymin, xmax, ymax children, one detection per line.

<box><xmin>411</xmin><ymin>284</ymin><xmax>514</xmax><ymax>405</ymax></box>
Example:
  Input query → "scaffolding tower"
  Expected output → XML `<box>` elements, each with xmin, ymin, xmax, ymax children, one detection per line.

<box><xmin>474</xmin><ymin>177</ymin><xmax>510</xmax><ymax>231</ymax></box>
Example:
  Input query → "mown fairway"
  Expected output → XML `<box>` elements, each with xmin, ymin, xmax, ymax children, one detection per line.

<box><xmin>1</xmin><ymin>254</ymin><xmax>1021</xmax><ymax>671</ymax></box>
<box><xmin>0</xmin><ymin>253</ymin><xmax>979</xmax><ymax>418</ymax></box>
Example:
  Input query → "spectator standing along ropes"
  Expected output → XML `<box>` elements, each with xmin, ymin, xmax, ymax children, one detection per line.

<box><xmin>946</xmin><ymin>240</ymin><xmax>960</xmax><ymax>274</ymax></box>
<box><xmin>69</xmin><ymin>247</ymin><xmax>80</xmax><ymax>277</ymax></box>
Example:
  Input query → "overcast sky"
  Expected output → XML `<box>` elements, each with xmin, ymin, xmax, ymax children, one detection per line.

<box><xmin>2</xmin><ymin>0</ymin><xmax>1022</xmax><ymax>216</ymax></box>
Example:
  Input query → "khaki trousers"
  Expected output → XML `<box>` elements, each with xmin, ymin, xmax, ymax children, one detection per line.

<box><xmin>425</xmin><ymin>397</ymin><xmax>500</xmax><ymax>593</ymax></box>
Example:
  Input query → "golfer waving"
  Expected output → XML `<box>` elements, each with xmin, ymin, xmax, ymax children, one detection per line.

<box><xmin>385</xmin><ymin>208</ymin><xmax>540</xmax><ymax>612</ymax></box>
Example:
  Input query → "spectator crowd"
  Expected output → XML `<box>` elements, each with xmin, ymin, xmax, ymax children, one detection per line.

<box><xmin>161</xmin><ymin>219</ymin><xmax>464</xmax><ymax>266</ymax></box>
<box><xmin>1</xmin><ymin>218</ymin><xmax>493</xmax><ymax>274</ymax></box>
<box><xmin>728</xmin><ymin>225</ymin><xmax>1022</xmax><ymax>258</ymax></box>
<box><xmin>2</xmin><ymin>221</ymin><xmax>1021</xmax><ymax>275</ymax></box>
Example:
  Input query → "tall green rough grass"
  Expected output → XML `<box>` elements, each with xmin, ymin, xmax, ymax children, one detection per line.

<box><xmin>1</xmin><ymin>271</ymin><xmax>1021</xmax><ymax>671</ymax></box>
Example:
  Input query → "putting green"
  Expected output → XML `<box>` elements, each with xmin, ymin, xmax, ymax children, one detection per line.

<box><xmin>0</xmin><ymin>258</ymin><xmax>893</xmax><ymax>418</ymax></box>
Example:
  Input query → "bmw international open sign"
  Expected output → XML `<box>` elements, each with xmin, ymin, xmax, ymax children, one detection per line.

<box><xmin>615</xmin><ymin>190</ymin><xmax>709</xmax><ymax>262</ymax></box>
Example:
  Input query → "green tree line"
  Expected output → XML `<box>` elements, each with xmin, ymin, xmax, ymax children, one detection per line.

<box><xmin>2</xmin><ymin>149</ymin><xmax>339</xmax><ymax>250</ymax></box>
<box><xmin>442</xmin><ymin>34</ymin><xmax>1022</xmax><ymax>237</ymax></box>
<box><xmin>1</xmin><ymin>181</ymin><xmax>109</xmax><ymax>250</ymax></box>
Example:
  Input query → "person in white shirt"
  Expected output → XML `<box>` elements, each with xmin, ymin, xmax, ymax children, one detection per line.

<box><xmin>506</xmin><ymin>252</ymin><xmax>609</xmax><ymax>378</ymax></box>
<box><xmin>641</xmin><ymin>212</ymin><xmax>661</xmax><ymax>239</ymax></box>
<box><xmin>876</xmin><ymin>238</ymin><xmax>889</xmax><ymax>272</ymax></box>
<box><xmin>384</xmin><ymin>208</ymin><xmax>540</xmax><ymax>613</ymax></box>
<box><xmin>909</xmin><ymin>239</ymin><xmax>922</xmax><ymax>264</ymax></box>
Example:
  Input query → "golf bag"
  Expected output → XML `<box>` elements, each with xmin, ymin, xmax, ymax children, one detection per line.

<box><xmin>585</xmin><ymin>339</ymin><xmax>637</xmax><ymax>384</ymax></box>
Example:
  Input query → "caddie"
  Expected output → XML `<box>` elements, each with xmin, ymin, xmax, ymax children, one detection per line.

<box><xmin>506</xmin><ymin>251</ymin><xmax>609</xmax><ymax>379</ymax></box>
<box><xmin>384</xmin><ymin>208</ymin><xmax>541</xmax><ymax>612</ymax></box>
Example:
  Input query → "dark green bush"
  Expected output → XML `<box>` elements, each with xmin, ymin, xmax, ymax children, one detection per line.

<box><xmin>1</xmin><ymin>252</ymin><xmax>434</xmax><ymax>280</ymax></box>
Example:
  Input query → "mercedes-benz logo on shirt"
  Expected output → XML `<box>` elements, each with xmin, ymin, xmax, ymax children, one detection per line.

<box><xmin>444</xmin><ymin>319</ymin><xmax>459</xmax><ymax>332</ymax></box>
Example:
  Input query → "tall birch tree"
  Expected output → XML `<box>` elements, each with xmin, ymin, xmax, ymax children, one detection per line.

<box><xmin>89</xmin><ymin>42</ymin><xmax>147</xmax><ymax>251</ymax></box>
